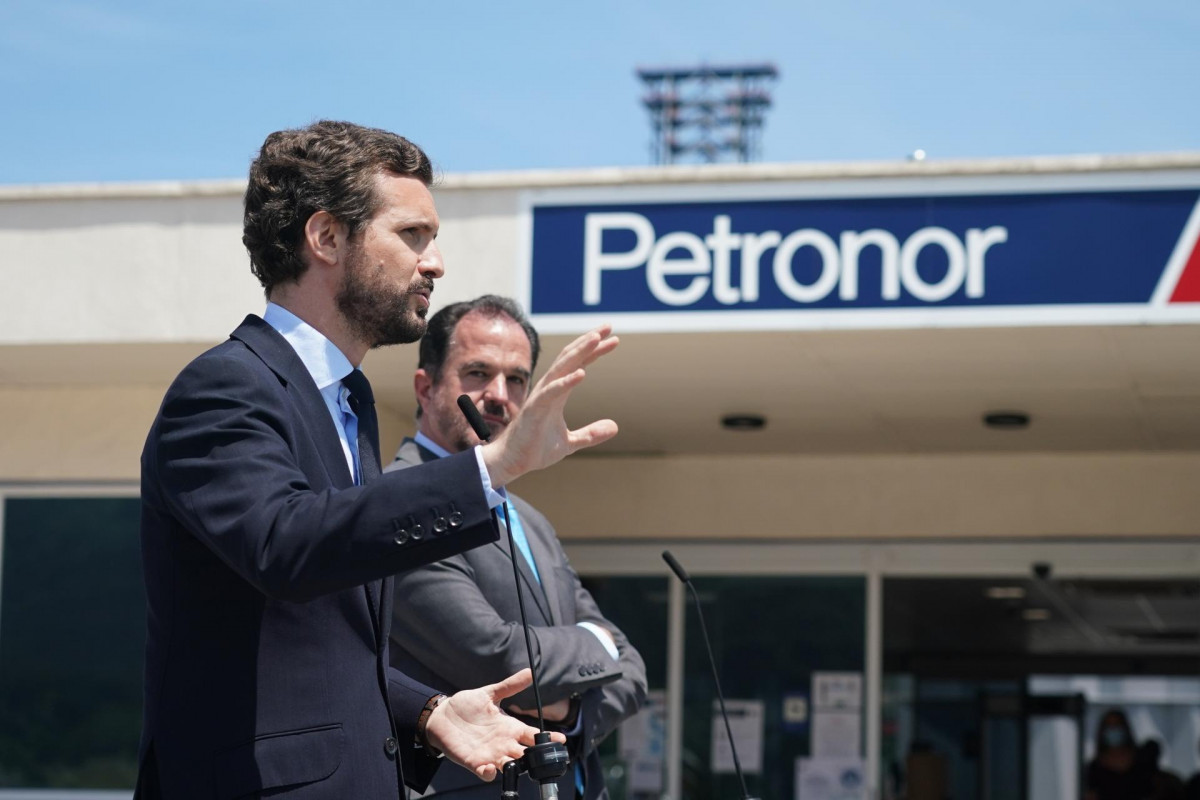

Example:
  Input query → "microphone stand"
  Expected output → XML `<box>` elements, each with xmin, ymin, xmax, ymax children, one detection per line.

<box><xmin>458</xmin><ymin>396</ymin><xmax>570</xmax><ymax>800</ymax></box>
<box><xmin>663</xmin><ymin>550</ymin><xmax>759</xmax><ymax>800</ymax></box>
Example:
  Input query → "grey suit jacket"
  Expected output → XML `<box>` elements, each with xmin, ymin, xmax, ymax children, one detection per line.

<box><xmin>386</xmin><ymin>438</ymin><xmax>648</xmax><ymax>800</ymax></box>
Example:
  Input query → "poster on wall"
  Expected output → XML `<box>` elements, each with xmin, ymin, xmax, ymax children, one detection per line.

<box><xmin>618</xmin><ymin>690</ymin><xmax>666</xmax><ymax>794</ymax></box>
<box><xmin>711</xmin><ymin>698</ymin><xmax>764</xmax><ymax>774</ymax></box>
<box><xmin>812</xmin><ymin>672</ymin><xmax>862</xmax><ymax>758</ymax></box>
<box><xmin>812</xmin><ymin>711</ymin><xmax>862</xmax><ymax>758</ymax></box>
<box><xmin>796</xmin><ymin>757</ymin><xmax>867</xmax><ymax>800</ymax></box>
<box><xmin>783</xmin><ymin>691</ymin><xmax>810</xmax><ymax>732</ymax></box>
<box><xmin>813</xmin><ymin>672</ymin><xmax>862</xmax><ymax>710</ymax></box>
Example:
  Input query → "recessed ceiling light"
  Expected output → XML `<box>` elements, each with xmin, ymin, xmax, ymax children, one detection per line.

<box><xmin>984</xmin><ymin>411</ymin><xmax>1030</xmax><ymax>429</ymax></box>
<box><xmin>1022</xmin><ymin>608</ymin><xmax>1051</xmax><ymax>621</ymax></box>
<box><xmin>721</xmin><ymin>414</ymin><xmax>766</xmax><ymax>431</ymax></box>
<box><xmin>985</xmin><ymin>586</ymin><xmax>1026</xmax><ymax>600</ymax></box>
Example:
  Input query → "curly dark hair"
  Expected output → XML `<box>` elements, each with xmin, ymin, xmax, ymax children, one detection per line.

<box><xmin>242</xmin><ymin>120</ymin><xmax>434</xmax><ymax>294</ymax></box>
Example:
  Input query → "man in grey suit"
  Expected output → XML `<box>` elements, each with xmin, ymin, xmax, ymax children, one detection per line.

<box><xmin>386</xmin><ymin>295</ymin><xmax>647</xmax><ymax>800</ymax></box>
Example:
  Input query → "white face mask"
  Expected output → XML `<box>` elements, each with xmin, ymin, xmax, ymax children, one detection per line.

<box><xmin>1102</xmin><ymin>726</ymin><xmax>1128</xmax><ymax>748</ymax></box>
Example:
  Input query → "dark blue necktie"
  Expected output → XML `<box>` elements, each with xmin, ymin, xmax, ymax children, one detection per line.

<box><xmin>342</xmin><ymin>369</ymin><xmax>381</xmax><ymax>485</ymax></box>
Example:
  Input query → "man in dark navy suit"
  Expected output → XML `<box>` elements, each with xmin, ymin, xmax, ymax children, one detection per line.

<box><xmin>136</xmin><ymin>121</ymin><xmax>618</xmax><ymax>799</ymax></box>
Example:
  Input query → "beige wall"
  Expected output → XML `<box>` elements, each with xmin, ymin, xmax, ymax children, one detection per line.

<box><xmin>0</xmin><ymin>383</ymin><xmax>415</xmax><ymax>484</ymax></box>
<box><xmin>0</xmin><ymin>192</ymin><xmax>254</xmax><ymax>345</ymax></box>
<box><xmin>5</xmin><ymin>382</ymin><xmax>1198</xmax><ymax>542</ymax></box>
<box><xmin>511</xmin><ymin>450</ymin><xmax>1200</xmax><ymax>541</ymax></box>
<box><xmin>0</xmin><ymin>183</ymin><xmax>524</xmax><ymax>348</ymax></box>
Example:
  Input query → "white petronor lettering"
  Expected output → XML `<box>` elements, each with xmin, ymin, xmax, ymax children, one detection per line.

<box><xmin>739</xmin><ymin>231</ymin><xmax>781</xmax><ymax>303</ymax></box>
<box><xmin>579</xmin><ymin>211</ymin><xmax>1007</xmax><ymax>307</ymax></box>
<box><xmin>705</xmin><ymin>215</ymin><xmax>743</xmax><ymax>305</ymax></box>
<box><xmin>840</xmin><ymin>229</ymin><xmax>901</xmax><ymax>301</ymax></box>
<box><xmin>583</xmin><ymin>213</ymin><xmax>654</xmax><ymax>306</ymax></box>
<box><xmin>900</xmin><ymin>227</ymin><xmax>965</xmax><ymax>302</ymax></box>
<box><xmin>966</xmin><ymin>226</ymin><xmax>1008</xmax><ymax>298</ymax></box>
<box><xmin>647</xmin><ymin>231</ymin><xmax>710</xmax><ymax>306</ymax></box>
<box><xmin>773</xmin><ymin>229</ymin><xmax>840</xmax><ymax>303</ymax></box>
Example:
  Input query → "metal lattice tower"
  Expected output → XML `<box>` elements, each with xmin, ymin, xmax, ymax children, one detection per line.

<box><xmin>638</xmin><ymin>62</ymin><xmax>778</xmax><ymax>165</ymax></box>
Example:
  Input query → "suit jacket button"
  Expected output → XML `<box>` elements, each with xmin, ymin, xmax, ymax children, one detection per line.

<box><xmin>448</xmin><ymin>511</ymin><xmax>463</xmax><ymax>528</ymax></box>
<box><xmin>433</xmin><ymin>516</ymin><xmax>448</xmax><ymax>534</ymax></box>
<box><xmin>578</xmin><ymin>666</ymin><xmax>587</xmax><ymax>676</ymax></box>
<box><xmin>409</xmin><ymin>523</ymin><xmax>424</xmax><ymax>541</ymax></box>
<box><xmin>384</xmin><ymin>736</ymin><xmax>399</xmax><ymax>757</ymax></box>
<box><xmin>394</xmin><ymin>530</ymin><xmax>410</xmax><ymax>545</ymax></box>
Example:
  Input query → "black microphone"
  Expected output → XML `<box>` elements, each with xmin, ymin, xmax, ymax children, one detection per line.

<box><xmin>662</xmin><ymin>550</ymin><xmax>758</xmax><ymax>800</ymax></box>
<box><xmin>662</xmin><ymin>550</ymin><xmax>690</xmax><ymax>584</ymax></box>
<box><xmin>459</xmin><ymin>396</ymin><xmax>569</xmax><ymax>800</ymax></box>
<box><xmin>458</xmin><ymin>394</ymin><xmax>493</xmax><ymax>442</ymax></box>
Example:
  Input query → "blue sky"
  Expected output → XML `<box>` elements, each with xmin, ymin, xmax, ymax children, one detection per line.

<box><xmin>1</xmin><ymin>0</ymin><xmax>1197</xmax><ymax>184</ymax></box>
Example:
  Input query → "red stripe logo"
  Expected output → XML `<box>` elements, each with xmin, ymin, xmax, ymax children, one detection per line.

<box><xmin>1169</xmin><ymin>232</ymin><xmax>1200</xmax><ymax>302</ymax></box>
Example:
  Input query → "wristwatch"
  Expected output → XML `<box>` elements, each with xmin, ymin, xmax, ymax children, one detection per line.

<box><xmin>416</xmin><ymin>693</ymin><xmax>448</xmax><ymax>757</ymax></box>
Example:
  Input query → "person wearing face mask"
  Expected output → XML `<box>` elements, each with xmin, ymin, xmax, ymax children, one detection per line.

<box><xmin>1086</xmin><ymin>709</ymin><xmax>1151</xmax><ymax>800</ymax></box>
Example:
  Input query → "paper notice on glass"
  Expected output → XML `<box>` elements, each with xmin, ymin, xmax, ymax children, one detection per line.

<box><xmin>618</xmin><ymin>690</ymin><xmax>665</xmax><ymax>793</ymax></box>
<box><xmin>812</xmin><ymin>672</ymin><xmax>862</xmax><ymax>711</ymax></box>
<box><xmin>711</xmin><ymin>699</ymin><xmax>764</xmax><ymax>774</ymax></box>
<box><xmin>812</xmin><ymin>710</ymin><xmax>861</xmax><ymax>758</ymax></box>
<box><xmin>795</xmin><ymin>757</ymin><xmax>867</xmax><ymax>800</ymax></box>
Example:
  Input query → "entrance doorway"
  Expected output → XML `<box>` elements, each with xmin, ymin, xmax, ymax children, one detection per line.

<box><xmin>883</xmin><ymin>575</ymin><xmax>1200</xmax><ymax>800</ymax></box>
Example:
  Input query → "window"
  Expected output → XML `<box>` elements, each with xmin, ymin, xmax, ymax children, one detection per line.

<box><xmin>583</xmin><ymin>572</ymin><xmax>866</xmax><ymax>800</ymax></box>
<box><xmin>581</xmin><ymin>576</ymin><xmax>669</xmax><ymax>800</ymax></box>
<box><xmin>680</xmin><ymin>577</ymin><xmax>865</xmax><ymax>800</ymax></box>
<box><xmin>0</xmin><ymin>496</ymin><xmax>144</xmax><ymax>789</ymax></box>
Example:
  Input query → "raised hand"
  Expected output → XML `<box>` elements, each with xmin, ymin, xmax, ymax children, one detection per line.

<box><xmin>424</xmin><ymin>668</ymin><xmax>566</xmax><ymax>782</ymax></box>
<box><xmin>481</xmin><ymin>325</ymin><xmax>619</xmax><ymax>488</ymax></box>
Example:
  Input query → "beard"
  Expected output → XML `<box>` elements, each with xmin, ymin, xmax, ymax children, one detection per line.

<box><xmin>445</xmin><ymin>415</ymin><xmax>479</xmax><ymax>453</ymax></box>
<box><xmin>336</xmin><ymin>248</ymin><xmax>432</xmax><ymax>348</ymax></box>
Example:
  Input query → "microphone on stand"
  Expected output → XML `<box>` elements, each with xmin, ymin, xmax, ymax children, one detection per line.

<box><xmin>458</xmin><ymin>395</ymin><xmax>570</xmax><ymax>800</ymax></box>
<box><xmin>662</xmin><ymin>550</ymin><xmax>759</xmax><ymax>800</ymax></box>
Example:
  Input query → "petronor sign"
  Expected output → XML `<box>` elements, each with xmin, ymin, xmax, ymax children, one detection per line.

<box><xmin>522</xmin><ymin>176</ymin><xmax>1200</xmax><ymax>332</ymax></box>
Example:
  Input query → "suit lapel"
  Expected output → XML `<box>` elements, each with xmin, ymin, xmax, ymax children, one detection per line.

<box><xmin>230</xmin><ymin>315</ymin><xmax>354</xmax><ymax>490</ymax></box>
<box><xmin>231</xmin><ymin>315</ymin><xmax>382</xmax><ymax>640</ymax></box>
<box><xmin>494</xmin><ymin>509</ymin><xmax>553</xmax><ymax>624</ymax></box>
<box><xmin>393</xmin><ymin>438</ymin><xmax>435</xmax><ymax>470</ymax></box>
<box><xmin>511</xmin><ymin>497</ymin><xmax>564</xmax><ymax>625</ymax></box>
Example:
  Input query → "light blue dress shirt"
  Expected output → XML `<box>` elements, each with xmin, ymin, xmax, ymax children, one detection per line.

<box><xmin>263</xmin><ymin>303</ymin><xmax>501</xmax><ymax>499</ymax></box>
<box><xmin>263</xmin><ymin>303</ymin><xmax>358</xmax><ymax>478</ymax></box>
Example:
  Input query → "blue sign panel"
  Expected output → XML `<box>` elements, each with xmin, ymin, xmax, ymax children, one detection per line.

<box><xmin>526</xmin><ymin>185</ymin><xmax>1200</xmax><ymax>331</ymax></box>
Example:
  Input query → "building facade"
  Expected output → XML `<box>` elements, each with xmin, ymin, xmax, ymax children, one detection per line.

<box><xmin>2</xmin><ymin>154</ymin><xmax>1199</xmax><ymax>799</ymax></box>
